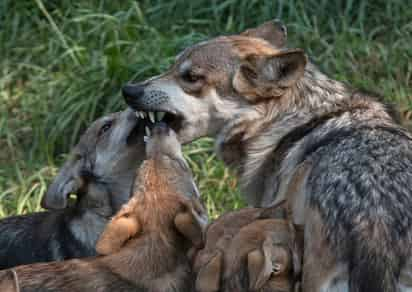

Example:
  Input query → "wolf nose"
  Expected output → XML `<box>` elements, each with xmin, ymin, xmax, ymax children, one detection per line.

<box><xmin>153</xmin><ymin>122</ymin><xmax>170</xmax><ymax>136</ymax></box>
<box><xmin>122</xmin><ymin>84</ymin><xmax>145</xmax><ymax>107</ymax></box>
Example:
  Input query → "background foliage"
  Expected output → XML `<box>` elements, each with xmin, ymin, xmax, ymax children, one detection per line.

<box><xmin>1</xmin><ymin>0</ymin><xmax>411</xmax><ymax>218</ymax></box>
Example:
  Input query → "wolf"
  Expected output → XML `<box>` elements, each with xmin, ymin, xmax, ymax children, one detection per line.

<box><xmin>0</xmin><ymin>122</ymin><xmax>207</xmax><ymax>292</ymax></box>
<box><xmin>0</xmin><ymin>109</ymin><xmax>147</xmax><ymax>269</ymax></box>
<box><xmin>122</xmin><ymin>19</ymin><xmax>412</xmax><ymax>292</ymax></box>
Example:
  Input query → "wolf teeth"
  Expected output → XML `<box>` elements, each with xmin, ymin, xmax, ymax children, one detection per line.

<box><xmin>148</xmin><ymin>112</ymin><xmax>155</xmax><ymax>123</ymax></box>
<box><xmin>135</xmin><ymin>111</ymin><xmax>145</xmax><ymax>119</ymax></box>
<box><xmin>145</xmin><ymin>126</ymin><xmax>151</xmax><ymax>137</ymax></box>
<box><xmin>156</xmin><ymin>112</ymin><xmax>165</xmax><ymax>121</ymax></box>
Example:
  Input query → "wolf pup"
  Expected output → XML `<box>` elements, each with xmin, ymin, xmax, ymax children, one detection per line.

<box><xmin>194</xmin><ymin>201</ymin><xmax>302</xmax><ymax>292</ymax></box>
<box><xmin>123</xmin><ymin>19</ymin><xmax>412</xmax><ymax>292</ymax></box>
<box><xmin>0</xmin><ymin>109</ymin><xmax>149</xmax><ymax>269</ymax></box>
<box><xmin>0</xmin><ymin>122</ymin><xmax>207</xmax><ymax>292</ymax></box>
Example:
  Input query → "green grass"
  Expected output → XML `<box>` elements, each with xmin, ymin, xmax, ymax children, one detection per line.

<box><xmin>1</xmin><ymin>0</ymin><xmax>411</xmax><ymax>219</ymax></box>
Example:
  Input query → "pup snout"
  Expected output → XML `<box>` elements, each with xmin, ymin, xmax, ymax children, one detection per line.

<box><xmin>122</xmin><ymin>83</ymin><xmax>145</xmax><ymax>107</ymax></box>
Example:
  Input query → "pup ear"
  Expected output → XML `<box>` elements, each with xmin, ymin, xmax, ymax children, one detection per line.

<box><xmin>174</xmin><ymin>199</ymin><xmax>208</xmax><ymax>248</ymax></box>
<box><xmin>96</xmin><ymin>211</ymin><xmax>140</xmax><ymax>255</ymax></box>
<box><xmin>247</xmin><ymin>238</ymin><xmax>275</xmax><ymax>291</ymax></box>
<box><xmin>195</xmin><ymin>251</ymin><xmax>223</xmax><ymax>292</ymax></box>
<box><xmin>233</xmin><ymin>49</ymin><xmax>307</xmax><ymax>101</ymax></box>
<box><xmin>41</xmin><ymin>158</ymin><xmax>84</xmax><ymax>210</ymax></box>
<box><xmin>241</xmin><ymin>19</ymin><xmax>287</xmax><ymax>48</ymax></box>
<box><xmin>0</xmin><ymin>269</ymin><xmax>19</xmax><ymax>292</ymax></box>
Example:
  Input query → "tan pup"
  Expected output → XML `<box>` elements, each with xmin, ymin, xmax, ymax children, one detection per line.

<box><xmin>0</xmin><ymin>122</ymin><xmax>207</xmax><ymax>292</ymax></box>
<box><xmin>194</xmin><ymin>201</ymin><xmax>302</xmax><ymax>292</ymax></box>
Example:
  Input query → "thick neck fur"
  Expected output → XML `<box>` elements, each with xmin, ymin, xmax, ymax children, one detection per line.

<box><xmin>134</xmin><ymin>159</ymin><xmax>184</xmax><ymax>234</ymax></box>
<box><xmin>103</xmin><ymin>159</ymin><xmax>189</xmax><ymax>284</ymax></box>
<box><xmin>219</xmin><ymin>63</ymin><xmax>394</xmax><ymax>206</ymax></box>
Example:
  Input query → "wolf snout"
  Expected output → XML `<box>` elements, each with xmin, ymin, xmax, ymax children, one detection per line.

<box><xmin>122</xmin><ymin>83</ymin><xmax>145</xmax><ymax>107</ymax></box>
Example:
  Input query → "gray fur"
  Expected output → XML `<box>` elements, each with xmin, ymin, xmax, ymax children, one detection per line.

<box><xmin>0</xmin><ymin>109</ymin><xmax>146</xmax><ymax>269</ymax></box>
<box><xmin>121</xmin><ymin>20</ymin><xmax>412</xmax><ymax>291</ymax></box>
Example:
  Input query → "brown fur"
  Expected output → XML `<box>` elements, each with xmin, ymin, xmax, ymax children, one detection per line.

<box><xmin>194</xmin><ymin>202</ymin><xmax>302</xmax><ymax>292</ymax></box>
<box><xmin>0</xmin><ymin>126</ymin><xmax>206</xmax><ymax>292</ymax></box>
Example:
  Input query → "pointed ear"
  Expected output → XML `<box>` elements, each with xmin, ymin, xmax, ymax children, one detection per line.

<box><xmin>233</xmin><ymin>49</ymin><xmax>307</xmax><ymax>101</ymax></box>
<box><xmin>174</xmin><ymin>199</ymin><xmax>208</xmax><ymax>248</ymax></box>
<box><xmin>41</xmin><ymin>158</ymin><xmax>84</xmax><ymax>210</ymax></box>
<box><xmin>241</xmin><ymin>19</ymin><xmax>287</xmax><ymax>48</ymax></box>
<box><xmin>96</xmin><ymin>212</ymin><xmax>140</xmax><ymax>255</ymax></box>
<box><xmin>247</xmin><ymin>238</ymin><xmax>275</xmax><ymax>290</ymax></box>
<box><xmin>195</xmin><ymin>251</ymin><xmax>223</xmax><ymax>292</ymax></box>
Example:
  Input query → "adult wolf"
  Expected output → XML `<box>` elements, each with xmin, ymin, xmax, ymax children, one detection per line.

<box><xmin>122</xmin><ymin>20</ymin><xmax>412</xmax><ymax>292</ymax></box>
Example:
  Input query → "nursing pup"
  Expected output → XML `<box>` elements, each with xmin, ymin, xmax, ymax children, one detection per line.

<box><xmin>0</xmin><ymin>123</ymin><xmax>207</xmax><ymax>292</ymax></box>
<box><xmin>123</xmin><ymin>20</ymin><xmax>412</xmax><ymax>291</ymax></box>
<box><xmin>0</xmin><ymin>109</ymin><xmax>146</xmax><ymax>269</ymax></box>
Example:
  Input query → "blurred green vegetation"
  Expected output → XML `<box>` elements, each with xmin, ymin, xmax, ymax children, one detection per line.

<box><xmin>1</xmin><ymin>0</ymin><xmax>411</xmax><ymax>218</ymax></box>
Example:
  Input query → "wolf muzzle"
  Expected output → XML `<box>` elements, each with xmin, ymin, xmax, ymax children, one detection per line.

<box><xmin>123</xmin><ymin>84</ymin><xmax>170</xmax><ymax>112</ymax></box>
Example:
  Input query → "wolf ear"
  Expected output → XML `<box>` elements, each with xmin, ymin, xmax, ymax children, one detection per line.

<box><xmin>241</xmin><ymin>19</ymin><xmax>287</xmax><ymax>48</ymax></box>
<box><xmin>233</xmin><ymin>49</ymin><xmax>307</xmax><ymax>101</ymax></box>
<box><xmin>41</xmin><ymin>158</ymin><xmax>84</xmax><ymax>210</ymax></box>
<box><xmin>195</xmin><ymin>251</ymin><xmax>223</xmax><ymax>292</ymax></box>
<box><xmin>96</xmin><ymin>211</ymin><xmax>141</xmax><ymax>255</ymax></box>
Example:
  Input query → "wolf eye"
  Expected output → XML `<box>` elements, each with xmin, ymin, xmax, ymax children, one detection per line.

<box><xmin>99</xmin><ymin>121</ymin><xmax>113</xmax><ymax>136</ymax></box>
<box><xmin>182</xmin><ymin>71</ymin><xmax>202</xmax><ymax>83</ymax></box>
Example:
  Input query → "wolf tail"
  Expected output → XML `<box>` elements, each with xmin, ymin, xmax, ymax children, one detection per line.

<box><xmin>348</xmin><ymin>229</ymin><xmax>400</xmax><ymax>292</ymax></box>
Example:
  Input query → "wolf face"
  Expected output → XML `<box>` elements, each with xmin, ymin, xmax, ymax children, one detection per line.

<box><xmin>122</xmin><ymin>20</ymin><xmax>307</xmax><ymax>145</ymax></box>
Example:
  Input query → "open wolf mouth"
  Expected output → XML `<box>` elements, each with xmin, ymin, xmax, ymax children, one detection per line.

<box><xmin>134</xmin><ymin>110</ymin><xmax>184</xmax><ymax>139</ymax></box>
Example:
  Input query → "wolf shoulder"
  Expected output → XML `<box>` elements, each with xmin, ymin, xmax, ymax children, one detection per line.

<box><xmin>294</xmin><ymin>114</ymin><xmax>412</xmax><ymax>220</ymax></box>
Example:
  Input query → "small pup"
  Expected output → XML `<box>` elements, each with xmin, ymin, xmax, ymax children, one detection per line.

<box><xmin>195</xmin><ymin>202</ymin><xmax>302</xmax><ymax>292</ymax></box>
<box><xmin>0</xmin><ymin>122</ymin><xmax>207</xmax><ymax>292</ymax></box>
<box><xmin>0</xmin><ymin>109</ymin><xmax>148</xmax><ymax>269</ymax></box>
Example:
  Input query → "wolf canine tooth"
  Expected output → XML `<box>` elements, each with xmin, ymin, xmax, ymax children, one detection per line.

<box><xmin>148</xmin><ymin>112</ymin><xmax>155</xmax><ymax>123</ymax></box>
<box><xmin>145</xmin><ymin>126</ymin><xmax>151</xmax><ymax>136</ymax></box>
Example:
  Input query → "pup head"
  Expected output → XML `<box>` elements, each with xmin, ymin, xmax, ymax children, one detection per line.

<box><xmin>195</xmin><ymin>202</ymin><xmax>302</xmax><ymax>292</ymax></box>
<box><xmin>122</xmin><ymin>20</ymin><xmax>307</xmax><ymax>147</ymax></box>
<box><xmin>96</xmin><ymin>123</ymin><xmax>207</xmax><ymax>255</ymax></box>
<box><xmin>42</xmin><ymin>109</ymin><xmax>146</xmax><ymax>213</ymax></box>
